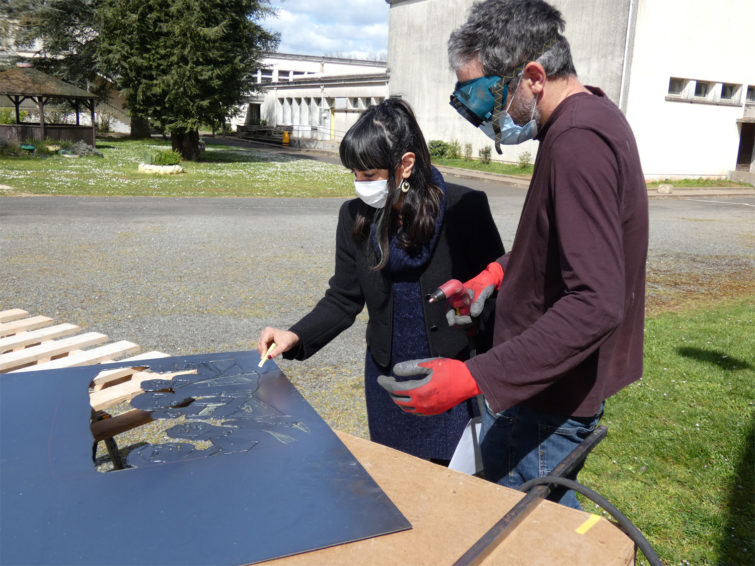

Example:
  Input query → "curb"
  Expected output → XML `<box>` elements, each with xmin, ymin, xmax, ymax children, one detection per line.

<box><xmin>433</xmin><ymin>165</ymin><xmax>532</xmax><ymax>189</ymax></box>
<box><xmin>645</xmin><ymin>187</ymin><xmax>755</xmax><ymax>198</ymax></box>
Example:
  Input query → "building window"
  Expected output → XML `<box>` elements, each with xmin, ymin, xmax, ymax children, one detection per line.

<box><xmin>694</xmin><ymin>81</ymin><xmax>710</xmax><ymax>98</ymax></box>
<box><xmin>667</xmin><ymin>77</ymin><xmax>742</xmax><ymax>106</ymax></box>
<box><xmin>668</xmin><ymin>77</ymin><xmax>686</xmax><ymax>95</ymax></box>
<box><xmin>720</xmin><ymin>83</ymin><xmax>739</xmax><ymax>102</ymax></box>
<box><xmin>747</xmin><ymin>86</ymin><xmax>755</xmax><ymax>104</ymax></box>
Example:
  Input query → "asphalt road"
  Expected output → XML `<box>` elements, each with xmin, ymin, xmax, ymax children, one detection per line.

<box><xmin>1</xmin><ymin>167</ymin><xmax>753</xmax><ymax>434</ymax></box>
<box><xmin>2</xmin><ymin>188</ymin><xmax>753</xmax><ymax>351</ymax></box>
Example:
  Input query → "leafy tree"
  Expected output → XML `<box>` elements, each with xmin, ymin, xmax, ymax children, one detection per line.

<box><xmin>98</xmin><ymin>0</ymin><xmax>278</xmax><ymax>160</ymax></box>
<box><xmin>1</xmin><ymin>0</ymin><xmax>278</xmax><ymax>152</ymax></box>
<box><xmin>0</xmin><ymin>0</ymin><xmax>100</xmax><ymax>88</ymax></box>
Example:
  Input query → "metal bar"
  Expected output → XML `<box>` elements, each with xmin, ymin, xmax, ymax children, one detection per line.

<box><xmin>454</xmin><ymin>425</ymin><xmax>608</xmax><ymax>566</ymax></box>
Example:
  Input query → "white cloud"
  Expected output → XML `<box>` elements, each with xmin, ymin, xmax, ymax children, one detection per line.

<box><xmin>261</xmin><ymin>0</ymin><xmax>389</xmax><ymax>59</ymax></box>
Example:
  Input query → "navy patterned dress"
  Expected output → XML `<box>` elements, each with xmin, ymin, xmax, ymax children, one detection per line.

<box><xmin>363</xmin><ymin>182</ymin><xmax>477</xmax><ymax>461</ymax></box>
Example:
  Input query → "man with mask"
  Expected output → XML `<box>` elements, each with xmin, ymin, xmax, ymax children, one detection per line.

<box><xmin>378</xmin><ymin>0</ymin><xmax>648</xmax><ymax>509</ymax></box>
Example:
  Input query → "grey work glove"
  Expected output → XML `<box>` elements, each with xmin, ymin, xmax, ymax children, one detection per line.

<box><xmin>377</xmin><ymin>357</ymin><xmax>480</xmax><ymax>416</ymax></box>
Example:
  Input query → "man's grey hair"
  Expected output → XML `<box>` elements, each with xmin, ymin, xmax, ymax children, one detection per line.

<box><xmin>448</xmin><ymin>0</ymin><xmax>576</xmax><ymax>80</ymax></box>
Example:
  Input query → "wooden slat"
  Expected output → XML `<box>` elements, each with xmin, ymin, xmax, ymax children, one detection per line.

<box><xmin>0</xmin><ymin>308</ymin><xmax>29</xmax><ymax>323</ymax></box>
<box><xmin>0</xmin><ymin>323</ymin><xmax>80</xmax><ymax>353</ymax></box>
<box><xmin>0</xmin><ymin>315</ymin><xmax>53</xmax><ymax>338</ymax></box>
<box><xmin>90</xmin><ymin>409</ymin><xmax>154</xmax><ymax>441</ymax></box>
<box><xmin>92</xmin><ymin>365</ymin><xmax>145</xmax><ymax>391</ymax></box>
<box><xmin>120</xmin><ymin>351</ymin><xmax>171</xmax><ymax>362</ymax></box>
<box><xmin>89</xmin><ymin>369</ymin><xmax>193</xmax><ymax>411</ymax></box>
<box><xmin>91</xmin><ymin>352</ymin><xmax>170</xmax><ymax>390</ymax></box>
<box><xmin>14</xmin><ymin>341</ymin><xmax>141</xmax><ymax>373</ymax></box>
<box><xmin>0</xmin><ymin>332</ymin><xmax>109</xmax><ymax>372</ymax></box>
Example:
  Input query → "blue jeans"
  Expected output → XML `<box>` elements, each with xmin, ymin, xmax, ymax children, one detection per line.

<box><xmin>480</xmin><ymin>402</ymin><xmax>604</xmax><ymax>509</ymax></box>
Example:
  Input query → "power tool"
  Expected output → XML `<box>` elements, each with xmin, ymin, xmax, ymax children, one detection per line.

<box><xmin>427</xmin><ymin>279</ymin><xmax>471</xmax><ymax>317</ymax></box>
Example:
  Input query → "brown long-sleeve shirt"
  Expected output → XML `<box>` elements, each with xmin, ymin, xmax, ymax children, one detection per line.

<box><xmin>467</xmin><ymin>87</ymin><xmax>648</xmax><ymax>417</ymax></box>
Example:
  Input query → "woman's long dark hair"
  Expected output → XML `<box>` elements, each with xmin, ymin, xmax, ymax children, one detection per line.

<box><xmin>339</xmin><ymin>98</ymin><xmax>442</xmax><ymax>270</ymax></box>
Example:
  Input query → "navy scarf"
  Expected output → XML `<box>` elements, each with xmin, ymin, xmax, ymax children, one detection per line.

<box><xmin>372</xmin><ymin>167</ymin><xmax>447</xmax><ymax>274</ymax></box>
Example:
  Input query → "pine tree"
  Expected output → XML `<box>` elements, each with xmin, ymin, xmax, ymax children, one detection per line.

<box><xmin>98</xmin><ymin>0</ymin><xmax>278</xmax><ymax>160</ymax></box>
<box><xmin>1</xmin><ymin>0</ymin><xmax>101</xmax><ymax>88</ymax></box>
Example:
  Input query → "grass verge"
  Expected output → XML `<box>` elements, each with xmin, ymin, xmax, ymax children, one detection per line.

<box><xmin>432</xmin><ymin>156</ymin><xmax>534</xmax><ymax>176</ymax></box>
<box><xmin>581</xmin><ymin>297</ymin><xmax>754</xmax><ymax>565</ymax></box>
<box><xmin>647</xmin><ymin>178</ymin><xmax>752</xmax><ymax>188</ymax></box>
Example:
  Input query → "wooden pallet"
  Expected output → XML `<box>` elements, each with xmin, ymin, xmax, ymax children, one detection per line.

<box><xmin>0</xmin><ymin>308</ymin><xmax>173</xmax><ymax>443</ymax></box>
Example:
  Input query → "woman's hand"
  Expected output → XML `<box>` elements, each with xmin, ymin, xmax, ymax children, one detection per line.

<box><xmin>257</xmin><ymin>327</ymin><xmax>300</xmax><ymax>360</ymax></box>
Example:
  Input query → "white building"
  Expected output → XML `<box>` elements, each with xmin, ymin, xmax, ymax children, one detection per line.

<box><xmin>236</xmin><ymin>53</ymin><xmax>389</xmax><ymax>147</ymax></box>
<box><xmin>386</xmin><ymin>0</ymin><xmax>755</xmax><ymax>182</ymax></box>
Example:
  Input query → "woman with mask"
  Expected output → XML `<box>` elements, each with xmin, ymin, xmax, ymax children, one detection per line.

<box><xmin>256</xmin><ymin>98</ymin><xmax>504</xmax><ymax>464</ymax></box>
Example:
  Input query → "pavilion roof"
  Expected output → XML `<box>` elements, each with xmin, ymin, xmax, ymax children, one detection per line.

<box><xmin>0</xmin><ymin>66</ymin><xmax>94</xmax><ymax>99</ymax></box>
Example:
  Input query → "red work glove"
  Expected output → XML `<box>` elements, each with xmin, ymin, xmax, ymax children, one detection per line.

<box><xmin>377</xmin><ymin>358</ymin><xmax>481</xmax><ymax>416</ymax></box>
<box><xmin>446</xmin><ymin>261</ymin><xmax>504</xmax><ymax>327</ymax></box>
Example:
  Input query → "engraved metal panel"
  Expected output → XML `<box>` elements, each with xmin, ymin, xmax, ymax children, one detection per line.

<box><xmin>0</xmin><ymin>351</ymin><xmax>410</xmax><ymax>565</ymax></box>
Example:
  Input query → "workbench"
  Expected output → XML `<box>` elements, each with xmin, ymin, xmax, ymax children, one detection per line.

<box><xmin>263</xmin><ymin>430</ymin><xmax>634</xmax><ymax>565</ymax></box>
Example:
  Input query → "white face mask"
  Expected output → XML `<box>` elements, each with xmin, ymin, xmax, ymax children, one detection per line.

<box><xmin>354</xmin><ymin>179</ymin><xmax>389</xmax><ymax>208</ymax></box>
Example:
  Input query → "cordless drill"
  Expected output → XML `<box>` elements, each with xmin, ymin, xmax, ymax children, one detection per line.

<box><xmin>428</xmin><ymin>278</ymin><xmax>479</xmax><ymax>356</ymax></box>
<box><xmin>427</xmin><ymin>279</ymin><xmax>471</xmax><ymax>317</ymax></box>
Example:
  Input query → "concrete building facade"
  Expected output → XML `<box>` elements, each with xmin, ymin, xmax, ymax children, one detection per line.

<box><xmin>386</xmin><ymin>0</ymin><xmax>755</xmax><ymax>181</ymax></box>
<box><xmin>236</xmin><ymin>53</ymin><xmax>388</xmax><ymax>146</ymax></box>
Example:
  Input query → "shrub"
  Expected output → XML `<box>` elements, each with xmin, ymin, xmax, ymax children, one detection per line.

<box><xmin>97</xmin><ymin>112</ymin><xmax>115</xmax><ymax>133</ymax></box>
<box><xmin>45</xmin><ymin>108</ymin><xmax>71</xmax><ymax>125</ymax></box>
<box><xmin>150</xmin><ymin>149</ymin><xmax>182</xmax><ymax>166</ymax></box>
<box><xmin>0</xmin><ymin>108</ymin><xmax>27</xmax><ymax>124</ymax></box>
<box><xmin>447</xmin><ymin>140</ymin><xmax>461</xmax><ymax>159</ymax></box>
<box><xmin>428</xmin><ymin>139</ymin><xmax>463</xmax><ymax>159</ymax></box>
<box><xmin>31</xmin><ymin>138</ymin><xmax>74</xmax><ymax>154</ymax></box>
<box><xmin>478</xmin><ymin>146</ymin><xmax>491</xmax><ymax>164</ymax></box>
<box><xmin>518</xmin><ymin>151</ymin><xmax>532</xmax><ymax>169</ymax></box>
<box><xmin>464</xmin><ymin>143</ymin><xmax>473</xmax><ymax>161</ymax></box>
<box><xmin>428</xmin><ymin>140</ymin><xmax>450</xmax><ymax>159</ymax></box>
<box><xmin>0</xmin><ymin>138</ymin><xmax>19</xmax><ymax>156</ymax></box>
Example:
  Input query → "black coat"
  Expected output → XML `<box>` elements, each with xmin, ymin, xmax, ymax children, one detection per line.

<box><xmin>286</xmin><ymin>183</ymin><xmax>505</xmax><ymax>366</ymax></box>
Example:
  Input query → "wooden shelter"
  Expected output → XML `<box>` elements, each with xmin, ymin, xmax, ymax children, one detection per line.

<box><xmin>0</xmin><ymin>65</ymin><xmax>97</xmax><ymax>146</ymax></box>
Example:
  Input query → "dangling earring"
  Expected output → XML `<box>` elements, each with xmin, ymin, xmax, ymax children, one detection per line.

<box><xmin>400</xmin><ymin>179</ymin><xmax>411</xmax><ymax>193</ymax></box>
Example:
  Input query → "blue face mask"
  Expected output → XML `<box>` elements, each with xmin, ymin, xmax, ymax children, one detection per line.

<box><xmin>479</xmin><ymin>88</ymin><xmax>538</xmax><ymax>147</ymax></box>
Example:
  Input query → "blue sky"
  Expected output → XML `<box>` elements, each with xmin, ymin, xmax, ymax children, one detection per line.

<box><xmin>260</xmin><ymin>0</ymin><xmax>390</xmax><ymax>60</ymax></box>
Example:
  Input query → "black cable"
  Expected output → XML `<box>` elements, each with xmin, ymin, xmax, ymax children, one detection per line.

<box><xmin>519</xmin><ymin>476</ymin><xmax>662</xmax><ymax>566</ymax></box>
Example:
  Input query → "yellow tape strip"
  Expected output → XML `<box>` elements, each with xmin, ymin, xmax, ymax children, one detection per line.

<box><xmin>576</xmin><ymin>514</ymin><xmax>601</xmax><ymax>535</ymax></box>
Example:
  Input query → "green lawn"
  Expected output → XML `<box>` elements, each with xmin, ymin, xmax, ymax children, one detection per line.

<box><xmin>432</xmin><ymin>155</ymin><xmax>534</xmax><ymax>176</ymax></box>
<box><xmin>0</xmin><ymin>137</ymin><xmax>355</xmax><ymax>197</ymax></box>
<box><xmin>3</xmin><ymin>138</ymin><xmax>750</xmax><ymax>196</ymax></box>
<box><xmin>582</xmin><ymin>297</ymin><xmax>754</xmax><ymax>565</ymax></box>
<box><xmin>647</xmin><ymin>178</ymin><xmax>751</xmax><ymax>188</ymax></box>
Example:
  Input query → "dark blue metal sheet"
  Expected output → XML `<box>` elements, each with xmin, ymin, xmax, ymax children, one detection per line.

<box><xmin>0</xmin><ymin>351</ymin><xmax>411</xmax><ymax>565</ymax></box>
